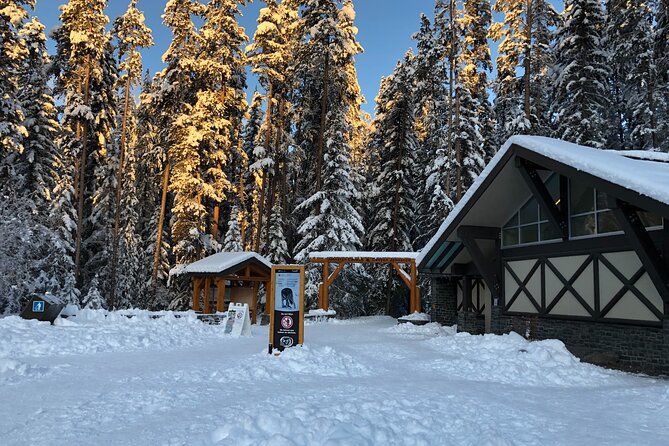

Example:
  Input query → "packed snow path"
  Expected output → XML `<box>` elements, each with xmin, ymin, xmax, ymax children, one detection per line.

<box><xmin>1</xmin><ymin>312</ymin><xmax>668</xmax><ymax>445</ymax></box>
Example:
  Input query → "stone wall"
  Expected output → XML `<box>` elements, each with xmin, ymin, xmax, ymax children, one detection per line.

<box><xmin>431</xmin><ymin>277</ymin><xmax>457</xmax><ymax>326</ymax></box>
<box><xmin>492</xmin><ymin>312</ymin><xmax>669</xmax><ymax>376</ymax></box>
<box><xmin>457</xmin><ymin>311</ymin><xmax>485</xmax><ymax>335</ymax></box>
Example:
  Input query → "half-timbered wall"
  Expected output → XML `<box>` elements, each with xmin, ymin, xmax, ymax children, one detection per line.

<box><xmin>456</xmin><ymin>278</ymin><xmax>492</xmax><ymax>331</ymax></box>
<box><xmin>503</xmin><ymin>250</ymin><xmax>664</xmax><ymax>325</ymax></box>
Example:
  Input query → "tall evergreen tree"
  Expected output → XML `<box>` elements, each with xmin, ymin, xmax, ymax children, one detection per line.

<box><xmin>551</xmin><ymin>0</ymin><xmax>610</xmax><ymax>148</ymax></box>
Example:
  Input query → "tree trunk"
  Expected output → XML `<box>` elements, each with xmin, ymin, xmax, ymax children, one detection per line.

<box><xmin>446</xmin><ymin>0</ymin><xmax>456</xmax><ymax>200</ymax></box>
<box><xmin>74</xmin><ymin>63</ymin><xmax>92</xmax><ymax>289</ymax></box>
<box><xmin>152</xmin><ymin>160</ymin><xmax>170</xmax><ymax>288</ymax></box>
<box><xmin>109</xmin><ymin>78</ymin><xmax>132</xmax><ymax>309</ymax></box>
<box><xmin>524</xmin><ymin>0</ymin><xmax>533</xmax><ymax>123</ymax></box>
<box><xmin>315</xmin><ymin>52</ymin><xmax>330</xmax><ymax>196</ymax></box>
<box><xmin>264</xmin><ymin>97</ymin><xmax>286</xmax><ymax>250</ymax></box>
<box><xmin>254</xmin><ymin>84</ymin><xmax>274</xmax><ymax>252</ymax></box>
<box><xmin>455</xmin><ymin>85</ymin><xmax>462</xmax><ymax>201</ymax></box>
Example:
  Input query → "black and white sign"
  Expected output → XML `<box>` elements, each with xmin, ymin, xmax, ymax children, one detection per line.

<box><xmin>270</xmin><ymin>267</ymin><xmax>304</xmax><ymax>352</ymax></box>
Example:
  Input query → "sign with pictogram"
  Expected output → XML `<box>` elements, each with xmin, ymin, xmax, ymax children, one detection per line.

<box><xmin>269</xmin><ymin>266</ymin><xmax>305</xmax><ymax>353</ymax></box>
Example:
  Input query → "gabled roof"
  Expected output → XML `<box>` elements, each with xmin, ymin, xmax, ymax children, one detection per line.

<box><xmin>418</xmin><ymin>136</ymin><xmax>669</xmax><ymax>269</ymax></box>
<box><xmin>173</xmin><ymin>252</ymin><xmax>272</xmax><ymax>277</ymax></box>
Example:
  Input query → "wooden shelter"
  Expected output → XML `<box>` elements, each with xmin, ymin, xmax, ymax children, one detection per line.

<box><xmin>181</xmin><ymin>252</ymin><xmax>272</xmax><ymax>323</ymax></box>
<box><xmin>309</xmin><ymin>251</ymin><xmax>421</xmax><ymax>314</ymax></box>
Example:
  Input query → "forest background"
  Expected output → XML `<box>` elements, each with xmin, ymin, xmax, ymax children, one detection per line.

<box><xmin>0</xmin><ymin>0</ymin><xmax>667</xmax><ymax>317</ymax></box>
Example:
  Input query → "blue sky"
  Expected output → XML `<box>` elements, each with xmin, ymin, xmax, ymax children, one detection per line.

<box><xmin>33</xmin><ymin>1</ymin><xmax>562</xmax><ymax>115</ymax></box>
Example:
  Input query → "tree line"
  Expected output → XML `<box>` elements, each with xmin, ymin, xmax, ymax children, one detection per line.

<box><xmin>0</xmin><ymin>0</ymin><xmax>667</xmax><ymax>316</ymax></box>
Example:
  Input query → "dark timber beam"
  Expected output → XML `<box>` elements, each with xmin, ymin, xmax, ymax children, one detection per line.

<box><xmin>452</xmin><ymin>263</ymin><xmax>480</xmax><ymax>276</ymax></box>
<box><xmin>610</xmin><ymin>198</ymin><xmax>669</xmax><ymax>314</ymax></box>
<box><xmin>516</xmin><ymin>157</ymin><xmax>568</xmax><ymax>240</ymax></box>
<box><xmin>457</xmin><ymin>226</ymin><xmax>499</xmax><ymax>300</ymax></box>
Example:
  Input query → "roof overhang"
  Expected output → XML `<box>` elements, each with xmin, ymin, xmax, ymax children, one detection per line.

<box><xmin>419</xmin><ymin>136</ymin><xmax>669</xmax><ymax>274</ymax></box>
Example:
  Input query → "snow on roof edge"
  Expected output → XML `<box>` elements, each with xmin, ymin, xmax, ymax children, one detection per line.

<box><xmin>418</xmin><ymin>136</ymin><xmax>669</xmax><ymax>266</ymax></box>
<box><xmin>172</xmin><ymin>251</ymin><xmax>272</xmax><ymax>276</ymax></box>
<box><xmin>310</xmin><ymin>251</ymin><xmax>419</xmax><ymax>260</ymax></box>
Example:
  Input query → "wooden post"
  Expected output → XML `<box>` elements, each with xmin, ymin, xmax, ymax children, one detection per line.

<box><xmin>321</xmin><ymin>261</ymin><xmax>330</xmax><ymax>310</ymax></box>
<box><xmin>251</xmin><ymin>282</ymin><xmax>259</xmax><ymax>324</ymax></box>
<box><xmin>410</xmin><ymin>260</ymin><xmax>418</xmax><ymax>313</ymax></box>
<box><xmin>463</xmin><ymin>276</ymin><xmax>472</xmax><ymax>313</ymax></box>
<box><xmin>203</xmin><ymin>278</ymin><xmax>212</xmax><ymax>314</ymax></box>
<box><xmin>192</xmin><ymin>277</ymin><xmax>201</xmax><ymax>312</ymax></box>
<box><xmin>216</xmin><ymin>279</ymin><xmax>226</xmax><ymax>313</ymax></box>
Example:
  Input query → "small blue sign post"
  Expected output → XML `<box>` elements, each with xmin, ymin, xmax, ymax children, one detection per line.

<box><xmin>32</xmin><ymin>300</ymin><xmax>45</xmax><ymax>313</ymax></box>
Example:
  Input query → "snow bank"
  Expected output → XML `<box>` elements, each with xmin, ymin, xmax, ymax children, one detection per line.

<box><xmin>423</xmin><ymin>331</ymin><xmax>627</xmax><ymax>388</ymax></box>
<box><xmin>0</xmin><ymin>358</ymin><xmax>49</xmax><ymax>384</ymax></box>
<box><xmin>386</xmin><ymin>321</ymin><xmax>455</xmax><ymax>338</ymax></box>
<box><xmin>0</xmin><ymin>310</ymin><xmax>230</xmax><ymax>358</ymax></box>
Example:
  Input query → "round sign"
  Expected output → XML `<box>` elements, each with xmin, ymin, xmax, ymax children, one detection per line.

<box><xmin>280</xmin><ymin>336</ymin><xmax>294</xmax><ymax>348</ymax></box>
<box><xmin>280</xmin><ymin>315</ymin><xmax>294</xmax><ymax>329</ymax></box>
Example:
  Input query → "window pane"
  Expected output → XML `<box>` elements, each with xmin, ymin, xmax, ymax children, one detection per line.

<box><xmin>546</xmin><ymin>174</ymin><xmax>559</xmax><ymax>201</ymax></box>
<box><xmin>520</xmin><ymin>224</ymin><xmax>539</xmax><ymax>244</ymax></box>
<box><xmin>597</xmin><ymin>211</ymin><xmax>620</xmax><ymax>234</ymax></box>
<box><xmin>596</xmin><ymin>190</ymin><xmax>610</xmax><ymax>211</ymax></box>
<box><xmin>540</xmin><ymin>222</ymin><xmax>561</xmax><ymax>241</ymax></box>
<box><xmin>503</xmin><ymin>212</ymin><xmax>518</xmax><ymax>229</ymax></box>
<box><xmin>519</xmin><ymin>198</ymin><xmax>538</xmax><ymax>225</ymax></box>
<box><xmin>570</xmin><ymin>181</ymin><xmax>595</xmax><ymax>215</ymax></box>
<box><xmin>571</xmin><ymin>214</ymin><xmax>596</xmax><ymax>237</ymax></box>
<box><xmin>502</xmin><ymin>227</ymin><xmax>519</xmax><ymax>246</ymax></box>
<box><xmin>639</xmin><ymin>211</ymin><xmax>663</xmax><ymax>228</ymax></box>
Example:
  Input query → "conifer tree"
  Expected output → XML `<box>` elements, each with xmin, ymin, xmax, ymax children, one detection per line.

<box><xmin>551</xmin><ymin>0</ymin><xmax>610</xmax><ymax>148</ymax></box>
<box><xmin>605</xmin><ymin>0</ymin><xmax>659</xmax><ymax>150</ymax></box>
<box><xmin>109</xmin><ymin>0</ymin><xmax>154</xmax><ymax>307</ymax></box>
<box><xmin>657</xmin><ymin>0</ymin><xmax>669</xmax><ymax>151</ymax></box>
<box><xmin>266</xmin><ymin>198</ymin><xmax>290</xmax><ymax>264</ymax></box>
<box><xmin>222</xmin><ymin>206</ymin><xmax>244</xmax><ymax>252</ymax></box>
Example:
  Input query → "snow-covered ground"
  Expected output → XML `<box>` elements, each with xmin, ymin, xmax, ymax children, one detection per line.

<box><xmin>1</xmin><ymin>312</ymin><xmax>668</xmax><ymax>445</ymax></box>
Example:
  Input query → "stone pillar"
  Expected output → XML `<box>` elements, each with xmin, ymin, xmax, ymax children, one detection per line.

<box><xmin>431</xmin><ymin>276</ymin><xmax>457</xmax><ymax>326</ymax></box>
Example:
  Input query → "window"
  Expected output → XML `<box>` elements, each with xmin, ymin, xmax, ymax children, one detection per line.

<box><xmin>502</xmin><ymin>174</ymin><xmax>560</xmax><ymax>247</ymax></box>
<box><xmin>502</xmin><ymin>174</ymin><xmax>663</xmax><ymax>248</ymax></box>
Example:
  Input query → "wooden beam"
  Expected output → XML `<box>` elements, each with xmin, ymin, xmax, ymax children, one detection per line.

<box><xmin>452</xmin><ymin>263</ymin><xmax>479</xmax><ymax>276</ymax></box>
<box><xmin>610</xmin><ymin>198</ymin><xmax>669</xmax><ymax>310</ymax></box>
<box><xmin>203</xmin><ymin>277</ymin><xmax>212</xmax><ymax>314</ymax></box>
<box><xmin>457</xmin><ymin>228</ymin><xmax>499</xmax><ymax>301</ymax></box>
<box><xmin>516</xmin><ymin>157</ymin><xmax>568</xmax><ymax>240</ymax></box>
<box><xmin>216</xmin><ymin>279</ymin><xmax>226</xmax><ymax>313</ymax></box>
<box><xmin>310</xmin><ymin>257</ymin><xmax>417</xmax><ymax>265</ymax></box>
<box><xmin>462</xmin><ymin>276</ymin><xmax>472</xmax><ymax>312</ymax></box>
<box><xmin>326</xmin><ymin>262</ymin><xmax>347</xmax><ymax>287</ymax></box>
<box><xmin>192</xmin><ymin>277</ymin><xmax>201</xmax><ymax>312</ymax></box>
<box><xmin>457</xmin><ymin>225</ymin><xmax>499</xmax><ymax>240</ymax></box>
<box><xmin>391</xmin><ymin>262</ymin><xmax>411</xmax><ymax>287</ymax></box>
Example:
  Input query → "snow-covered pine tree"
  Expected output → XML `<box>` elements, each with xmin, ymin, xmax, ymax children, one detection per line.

<box><xmin>222</xmin><ymin>205</ymin><xmax>244</xmax><ymax>252</ymax></box>
<box><xmin>0</xmin><ymin>0</ymin><xmax>29</xmax><ymax>177</ymax></box>
<box><xmin>109</xmin><ymin>0</ymin><xmax>154</xmax><ymax>308</ymax></box>
<box><xmin>52</xmin><ymin>0</ymin><xmax>110</xmax><ymax>291</ymax></box>
<box><xmin>242</xmin><ymin>91</ymin><xmax>264</xmax><ymax>248</ymax></box>
<box><xmin>14</xmin><ymin>16</ymin><xmax>78</xmax><ymax>303</ymax></box>
<box><xmin>292</xmin><ymin>0</ymin><xmax>365</xmax><ymax>306</ymax></box>
<box><xmin>657</xmin><ymin>0</ymin><xmax>669</xmax><ymax>152</ymax></box>
<box><xmin>247</xmin><ymin>0</ymin><xmax>297</xmax><ymax>254</ymax></box>
<box><xmin>81</xmin><ymin>39</ymin><xmax>118</xmax><ymax>305</ymax></box>
<box><xmin>551</xmin><ymin>0</ymin><xmax>610</xmax><ymax>148</ymax></box>
<box><xmin>605</xmin><ymin>0</ymin><xmax>659</xmax><ymax>150</ymax></box>
<box><xmin>266</xmin><ymin>198</ymin><xmax>290</xmax><ymax>264</ymax></box>
<box><xmin>366</xmin><ymin>54</ymin><xmax>418</xmax><ymax>316</ymax></box>
<box><xmin>460</xmin><ymin>0</ymin><xmax>494</xmax><ymax>162</ymax></box>
<box><xmin>412</xmin><ymin>13</ymin><xmax>453</xmax><ymax>246</ymax></box>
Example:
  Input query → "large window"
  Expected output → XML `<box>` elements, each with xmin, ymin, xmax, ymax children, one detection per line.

<box><xmin>502</xmin><ymin>174</ymin><xmax>561</xmax><ymax>247</ymax></box>
<box><xmin>502</xmin><ymin>175</ymin><xmax>663</xmax><ymax>247</ymax></box>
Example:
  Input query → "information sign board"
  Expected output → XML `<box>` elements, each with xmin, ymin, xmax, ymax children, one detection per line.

<box><xmin>269</xmin><ymin>266</ymin><xmax>305</xmax><ymax>353</ymax></box>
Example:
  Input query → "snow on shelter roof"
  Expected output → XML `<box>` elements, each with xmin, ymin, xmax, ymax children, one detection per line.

<box><xmin>418</xmin><ymin>135</ymin><xmax>669</xmax><ymax>266</ymax></box>
<box><xmin>310</xmin><ymin>251</ymin><xmax>419</xmax><ymax>260</ymax></box>
<box><xmin>176</xmin><ymin>252</ymin><xmax>272</xmax><ymax>276</ymax></box>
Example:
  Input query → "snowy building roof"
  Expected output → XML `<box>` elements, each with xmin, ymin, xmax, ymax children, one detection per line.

<box><xmin>310</xmin><ymin>251</ymin><xmax>419</xmax><ymax>261</ymax></box>
<box><xmin>174</xmin><ymin>252</ymin><xmax>272</xmax><ymax>277</ymax></box>
<box><xmin>419</xmin><ymin>136</ymin><xmax>669</xmax><ymax>268</ymax></box>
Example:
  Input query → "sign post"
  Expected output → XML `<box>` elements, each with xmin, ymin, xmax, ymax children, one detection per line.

<box><xmin>268</xmin><ymin>265</ymin><xmax>305</xmax><ymax>353</ymax></box>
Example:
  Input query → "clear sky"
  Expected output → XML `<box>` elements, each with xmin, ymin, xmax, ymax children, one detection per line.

<box><xmin>33</xmin><ymin>0</ymin><xmax>439</xmax><ymax>115</ymax></box>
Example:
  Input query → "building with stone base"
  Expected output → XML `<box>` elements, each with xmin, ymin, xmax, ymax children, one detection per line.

<box><xmin>418</xmin><ymin>136</ymin><xmax>669</xmax><ymax>375</ymax></box>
